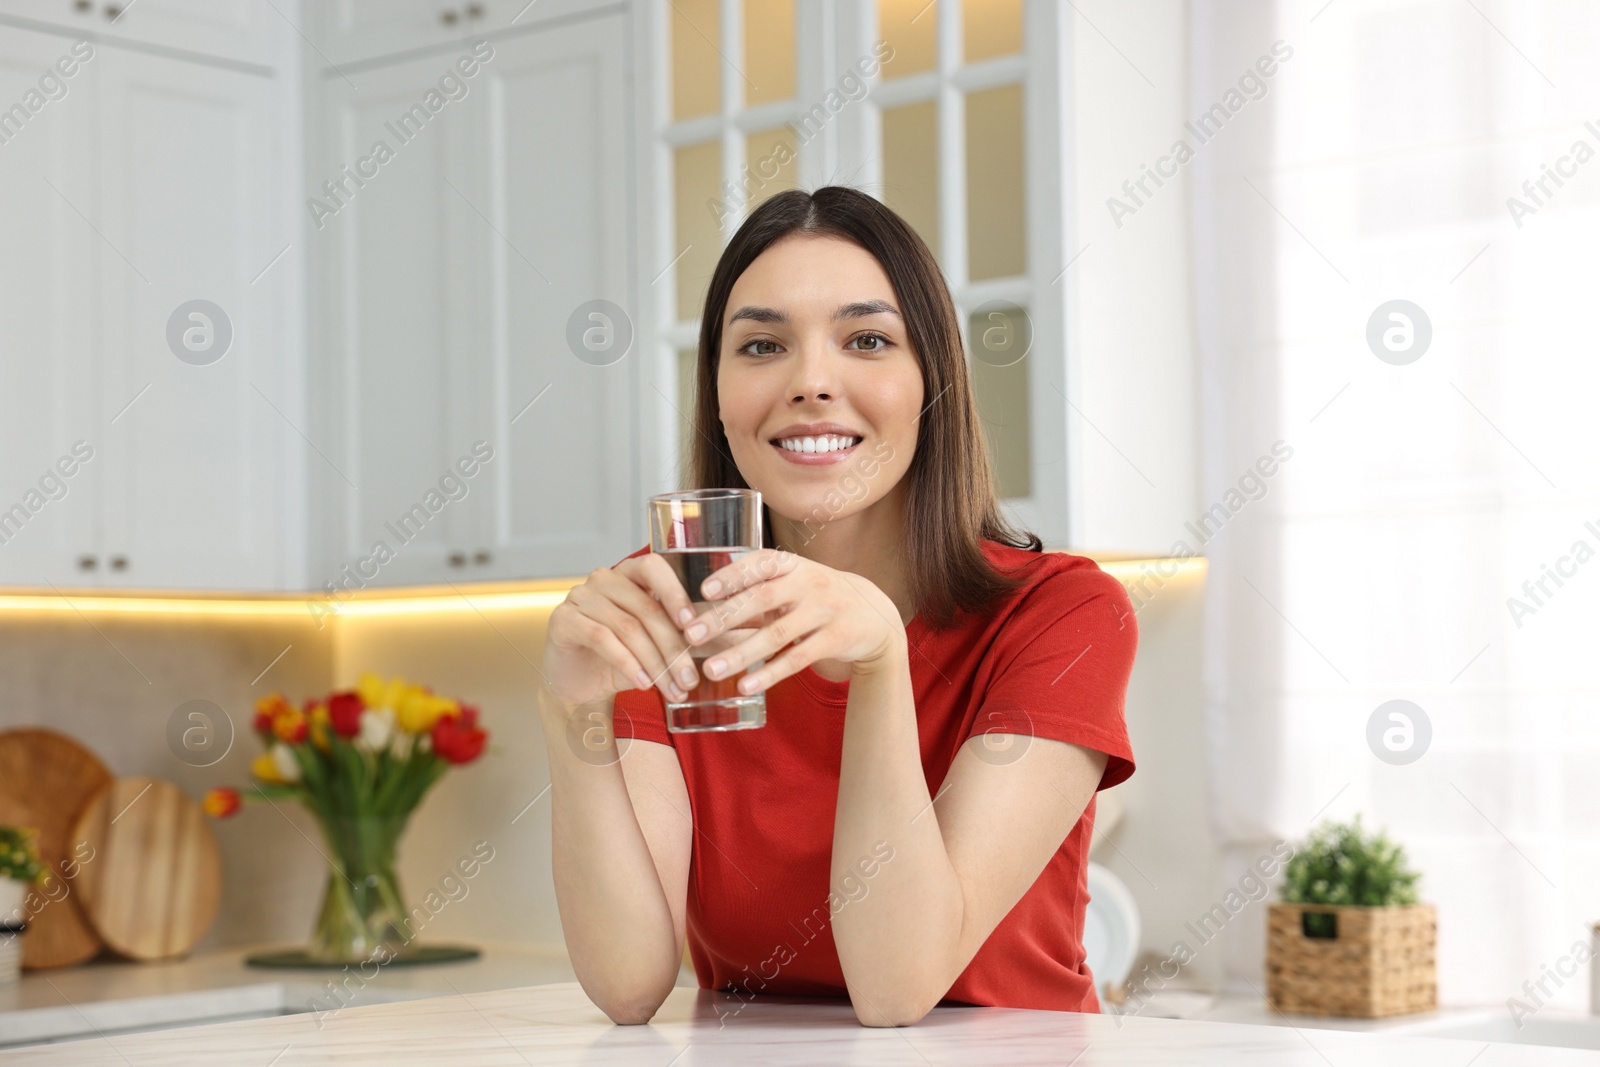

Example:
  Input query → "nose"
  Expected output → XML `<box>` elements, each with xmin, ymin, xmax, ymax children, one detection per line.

<box><xmin>786</xmin><ymin>339</ymin><xmax>838</xmax><ymax>405</ymax></box>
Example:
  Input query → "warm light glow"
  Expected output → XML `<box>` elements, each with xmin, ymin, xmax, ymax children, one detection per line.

<box><xmin>1096</xmin><ymin>557</ymin><xmax>1209</xmax><ymax>584</ymax></box>
<box><xmin>0</xmin><ymin>558</ymin><xmax>1204</xmax><ymax>619</ymax></box>
<box><xmin>0</xmin><ymin>587</ymin><xmax>573</xmax><ymax>619</ymax></box>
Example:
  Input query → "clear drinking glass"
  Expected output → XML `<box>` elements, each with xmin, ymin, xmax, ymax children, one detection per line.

<box><xmin>648</xmin><ymin>488</ymin><xmax>766</xmax><ymax>732</ymax></box>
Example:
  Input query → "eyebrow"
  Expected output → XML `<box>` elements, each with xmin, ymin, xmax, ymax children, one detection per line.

<box><xmin>727</xmin><ymin>299</ymin><xmax>901</xmax><ymax>326</ymax></box>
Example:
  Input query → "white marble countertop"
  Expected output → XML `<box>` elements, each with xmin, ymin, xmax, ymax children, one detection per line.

<box><xmin>4</xmin><ymin>980</ymin><xmax>1598</xmax><ymax>1066</ymax></box>
<box><xmin>0</xmin><ymin>942</ymin><xmax>621</xmax><ymax>1049</ymax></box>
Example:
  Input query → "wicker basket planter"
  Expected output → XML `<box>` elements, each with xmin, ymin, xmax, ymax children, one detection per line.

<box><xmin>1265</xmin><ymin>902</ymin><xmax>1436</xmax><ymax>1017</ymax></box>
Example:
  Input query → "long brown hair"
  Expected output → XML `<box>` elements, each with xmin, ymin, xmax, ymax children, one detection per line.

<box><xmin>690</xmin><ymin>185</ymin><xmax>1041</xmax><ymax>630</ymax></box>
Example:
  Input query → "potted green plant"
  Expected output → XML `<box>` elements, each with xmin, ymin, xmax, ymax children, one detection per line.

<box><xmin>0</xmin><ymin>825</ymin><xmax>45</xmax><ymax>985</ymax></box>
<box><xmin>1266</xmin><ymin>816</ymin><xmax>1435</xmax><ymax>1017</ymax></box>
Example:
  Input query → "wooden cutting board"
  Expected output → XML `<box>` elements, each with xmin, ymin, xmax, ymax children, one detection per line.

<box><xmin>68</xmin><ymin>777</ymin><xmax>222</xmax><ymax>961</ymax></box>
<box><xmin>0</xmin><ymin>728</ymin><xmax>112</xmax><ymax>969</ymax></box>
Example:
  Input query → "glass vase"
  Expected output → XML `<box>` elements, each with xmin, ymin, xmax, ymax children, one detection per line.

<box><xmin>307</xmin><ymin>814</ymin><xmax>412</xmax><ymax>964</ymax></box>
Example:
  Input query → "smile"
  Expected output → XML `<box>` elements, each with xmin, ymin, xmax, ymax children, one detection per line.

<box><xmin>770</xmin><ymin>434</ymin><xmax>861</xmax><ymax>465</ymax></box>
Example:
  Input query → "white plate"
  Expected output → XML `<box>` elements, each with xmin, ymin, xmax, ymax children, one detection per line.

<box><xmin>1083</xmin><ymin>862</ymin><xmax>1140</xmax><ymax>992</ymax></box>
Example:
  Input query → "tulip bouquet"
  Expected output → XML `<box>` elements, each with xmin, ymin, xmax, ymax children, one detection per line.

<box><xmin>206</xmin><ymin>673</ymin><xmax>489</xmax><ymax>963</ymax></box>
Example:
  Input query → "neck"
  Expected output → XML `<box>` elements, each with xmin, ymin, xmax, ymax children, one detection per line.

<box><xmin>770</xmin><ymin>485</ymin><xmax>916</xmax><ymax>626</ymax></box>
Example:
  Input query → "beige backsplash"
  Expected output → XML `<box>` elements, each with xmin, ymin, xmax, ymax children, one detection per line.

<box><xmin>0</xmin><ymin>571</ymin><xmax>1211</xmax><ymax>979</ymax></box>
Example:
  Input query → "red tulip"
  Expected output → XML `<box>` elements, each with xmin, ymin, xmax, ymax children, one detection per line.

<box><xmin>432</xmin><ymin>705</ymin><xmax>487</xmax><ymax>764</ymax></box>
<box><xmin>328</xmin><ymin>690</ymin><xmax>364</xmax><ymax>738</ymax></box>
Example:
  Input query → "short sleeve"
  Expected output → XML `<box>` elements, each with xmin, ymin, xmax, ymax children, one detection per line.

<box><xmin>968</xmin><ymin>565</ymin><xmax>1138</xmax><ymax>791</ymax></box>
<box><xmin>613</xmin><ymin>686</ymin><xmax>674</xmax><ymax>747</ymax></box>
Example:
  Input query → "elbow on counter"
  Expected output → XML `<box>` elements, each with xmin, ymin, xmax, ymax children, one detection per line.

<box><xmin>850</xmin><ymin>987</ymin><xmax>940</xmax><ymax>1028</ymax></box>
<box><xmin>584</xmin><ymin>973</ymin><xmax>677</xmax><ymax>1026</ymax></box>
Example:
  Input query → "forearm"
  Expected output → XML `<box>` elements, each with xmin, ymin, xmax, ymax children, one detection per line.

<box><xmin>829</xmin><ymin>643</ymin><xmax>966</xmax><ymax>1026</ymax></box>
<box><xmin>537</xmin><ymin>691</ymin><xmax>679</xmax><ymax>1023</ymax></box>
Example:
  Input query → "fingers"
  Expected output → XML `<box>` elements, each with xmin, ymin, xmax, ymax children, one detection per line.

<box><xmin>683</xmin><ymin>569</ymin><xmax>797</xmax><ymax>649</ymax></box>
<box><xmin>697</xmin><ymin>548</ymin><xmax>800</xmax><ymax>601</ymax></box>
<box><xmin>570</xmin><ymin>570</ymin><xmax>697</xmax><ymax>700</ymax></box>
<box><xmin>551</xmin><ymin>601</ymin><xmax>650</xmax><ymax>693</ymax></box>
<box><xmin>628</xmin><ymin>553</ymin><xmax>700</xmax><ymax>628</ymax></box>
<box><xmin>698</xmin><ymin>602</ymin><xmax>824</xmax><ymax>694</ymax></box>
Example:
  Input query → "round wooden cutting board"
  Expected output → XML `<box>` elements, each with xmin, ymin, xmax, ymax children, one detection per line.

<box><xmin>68</xmin><ymin>777</ymin><xmax>222</xmax><ymax>961</ymax></box>
<box><xmin>0</xmin><ymin>728</ymin><xmax>113</xmax><ymax>969</ymax></box>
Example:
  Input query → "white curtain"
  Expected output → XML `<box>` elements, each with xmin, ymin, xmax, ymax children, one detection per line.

<box><xmin>1191</xmin><ymin>0</ymin><xmax>1600</xmax><ymax>1006</ymax></box>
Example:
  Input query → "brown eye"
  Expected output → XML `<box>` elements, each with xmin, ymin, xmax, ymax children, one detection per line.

<box><xmin>849</xmin><ymin>332</ymin><xmax>891</xmax><ymax>352</ymax></box>
<box><xmin>738</xmin><ymin>339</ymin><xmax>780</xmax><ymax>357</ymax></box>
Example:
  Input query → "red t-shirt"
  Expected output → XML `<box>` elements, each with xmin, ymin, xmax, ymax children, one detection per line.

<box><xmin>610</xmin><ymin>539</ymin><xmax>1138</xmax><ymax>1013</ymax></box>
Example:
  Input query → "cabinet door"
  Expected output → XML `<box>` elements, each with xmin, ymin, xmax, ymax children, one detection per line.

<box><xmin>469</xmin><ymin>10</ymin><xmax>637</xmax><ymax>579</ymax></box>
<box><xmin>93</xmin><ymin>49</ymin><xmax>287</xmax><ymax>589</ymax></box>
<box><xmin>309</xmin><ymin>46</ymin><xmax>487</xmax><ymax>589</ymax></box>
<box><xmin>0</xmin><ymin>29</ymin><xmax>101</xmax><ymax>588</ymax></box>
<box><xmin>0</xmin><ymin>0</ymin><xmax>276</xmax><ymax>68</ymax></box>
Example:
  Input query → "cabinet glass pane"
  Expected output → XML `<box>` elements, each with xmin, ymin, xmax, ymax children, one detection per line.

<box><xmin>965</xmin><ymin>83</ymin><xmax>1025</xmax><ymax>281</ymax></box>
<box><xmin>744</xmin><ymin>0</ymin><xmax>795</xmax><ymax>105</ymax></box>
<box><xmin>745</xmin><ymin>125</ymin><xmax>799</xmax><ymax>211</ymax></box>
<box><xmin>675</xmin><ymin>139</ymin><xmax>723</xmax><ymax>323</ymax></box>
<box><xmin>878</xmin><ymin>0</ymin><xmax>937</xmax><ymax>78</ymax></box>
<box><xmin>677</xmin><ymin>346</ymin><xmax>699</xmax><ymax>484</ymax></box>
<box><xmin>963</xmin><ymin>0</ymin><xmax>1023</xmax><ymax>62</ymax></box>
<box><xmin>967</xmin><ymin>305</ymin><xmax>1032</xmax><ymax>500</ymax></box>
<box><xmin>672</xmin><ymin>0</ymin><xmax>721</xmax><ymax>121</ymax></box>
<box><xmin>881</xmin><ymin>100</ymin><xmax>940</xmax><ymax>261</ymax></box>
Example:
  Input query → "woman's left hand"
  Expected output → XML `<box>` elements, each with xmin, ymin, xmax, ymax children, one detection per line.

<box><xmin>679</xmin><ymin>549</ymin><xmax>908</xmax><ymax>694</ymax></box>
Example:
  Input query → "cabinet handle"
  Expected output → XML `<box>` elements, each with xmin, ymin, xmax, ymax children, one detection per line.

<box><xmin>448</xmin><ymin>551</ymin><xmax>467</xmax><ymax>567</ymax></box>
<box><xmin>466</xmin><ymin>3</ymin><xmax>484</xmax><ymax>17</ymax></box>
<box><xmin>109</xmin><ymin>555</ymin><xmax>128</xmax><ymax>571</ymax></box>
<box><xmin>104</xmin><ymin>3</ymin><xmax>122</xmax><ymax>19</ymax></box>
<box><xmin>77</xmin><ymin>554</ymin><xmax>97</xmax><ymax>571</ymax></box>
<box><xmin>440</xmin><ymin>8</ymin><xmax>459</xmax><ymax>25</ymax></box>
<box><xmin>75</xmin><ymin>0</ymin><xmax>92</xmax><ymax>12</ymax></box>
<box><xmin>473</xmin><ymin>549</ymin><xmax>491</xmax><ymax>565</ymax></box>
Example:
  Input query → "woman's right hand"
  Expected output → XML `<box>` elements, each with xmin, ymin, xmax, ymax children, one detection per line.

<box><xmin>542</xmin><ymin>554</ymin><xmax>702</xmax><ymax>710</ymax></box>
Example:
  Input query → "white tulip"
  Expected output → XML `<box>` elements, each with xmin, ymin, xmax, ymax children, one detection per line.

<box><xmin>358</xmin><ymin>707</ymin><xmax>395</xmax><ymax>752</ymax></box>
<box><xmin>271</xmin><ymin>742</ymin><xmax>302</xmax><ymax>783</ymax></box>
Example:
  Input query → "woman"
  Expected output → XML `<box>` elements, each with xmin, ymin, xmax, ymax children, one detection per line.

<box><xmin>538</xmin><ymin>186</ymin><xmax>1138</xmax><ymax>1028</ymax></box>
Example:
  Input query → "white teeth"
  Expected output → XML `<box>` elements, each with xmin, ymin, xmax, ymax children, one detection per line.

<box><xmin>777</xmin><ymin>434</ymin><xmax>860</xmax><ymax>454</ymax></box>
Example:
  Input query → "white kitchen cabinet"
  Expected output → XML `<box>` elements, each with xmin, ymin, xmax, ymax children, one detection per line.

<box><xmin>308</xmin><ymin>43</ymin><xmax>490</xmax><ymax>589</ymax></box>
<box><xmin>468</xmin><ymin>11</ymin><xmax>638</xmax><ymax>579</ymax></box>
<box><xmin>91</xmin><ymin>47</ymin><xmax>289</xmax><ymax>590</ymax></box>
<box><xmin>0</xmin><ymin>20</ymin><xmax>295</xmax><ymax>591</ymax></box>
<box><xmin>313</xmin><ymin>0</ymin><xmax>595</xmax><ymax>67</ymax></box>
<box><xmin>0</xmin><ymin>0</ymin><xmax>276</xmax><ymax>69</ymax></box>
<box><xmin>0</xmin><ymin>27</ymin><xmax>100</xmax><ymax>588</ymax></box>
<box><xmin>307</xmin><ymin>6</ymin><xmax>638</xmax><ymax>587</ymax></box>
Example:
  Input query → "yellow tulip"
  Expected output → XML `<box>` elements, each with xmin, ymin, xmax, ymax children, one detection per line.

<box><xmin>397</xmin><ymin>688</ymin><xmax>457</xmax><ymax>733</ymax></box>
<box><xmin>251</xmin><ymin>751</ymin><xmax>284</xmax><ymax>783</ymax></box>
<box><xmin>356</xmin><ymin>672</ymin><xmax>387</xmax><ymax>708</ymax></box>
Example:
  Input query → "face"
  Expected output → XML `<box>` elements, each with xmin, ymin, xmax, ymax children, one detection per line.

<box><xmin>716</xmin><ymin>234</ymin><xmax>925</xmax><ymax>536</ymax></box>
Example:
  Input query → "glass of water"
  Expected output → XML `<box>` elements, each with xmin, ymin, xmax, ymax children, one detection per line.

<box><xmin>648</xmin><ymin>488</ymin><xmax>766</xmax><ymax>732</ymax></box>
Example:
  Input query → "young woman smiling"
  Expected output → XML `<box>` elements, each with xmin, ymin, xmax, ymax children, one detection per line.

<box><xmin>538</xmin><ymin>187</ymin><xmax>1138</xmax><ymax>1028</ymax></box>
